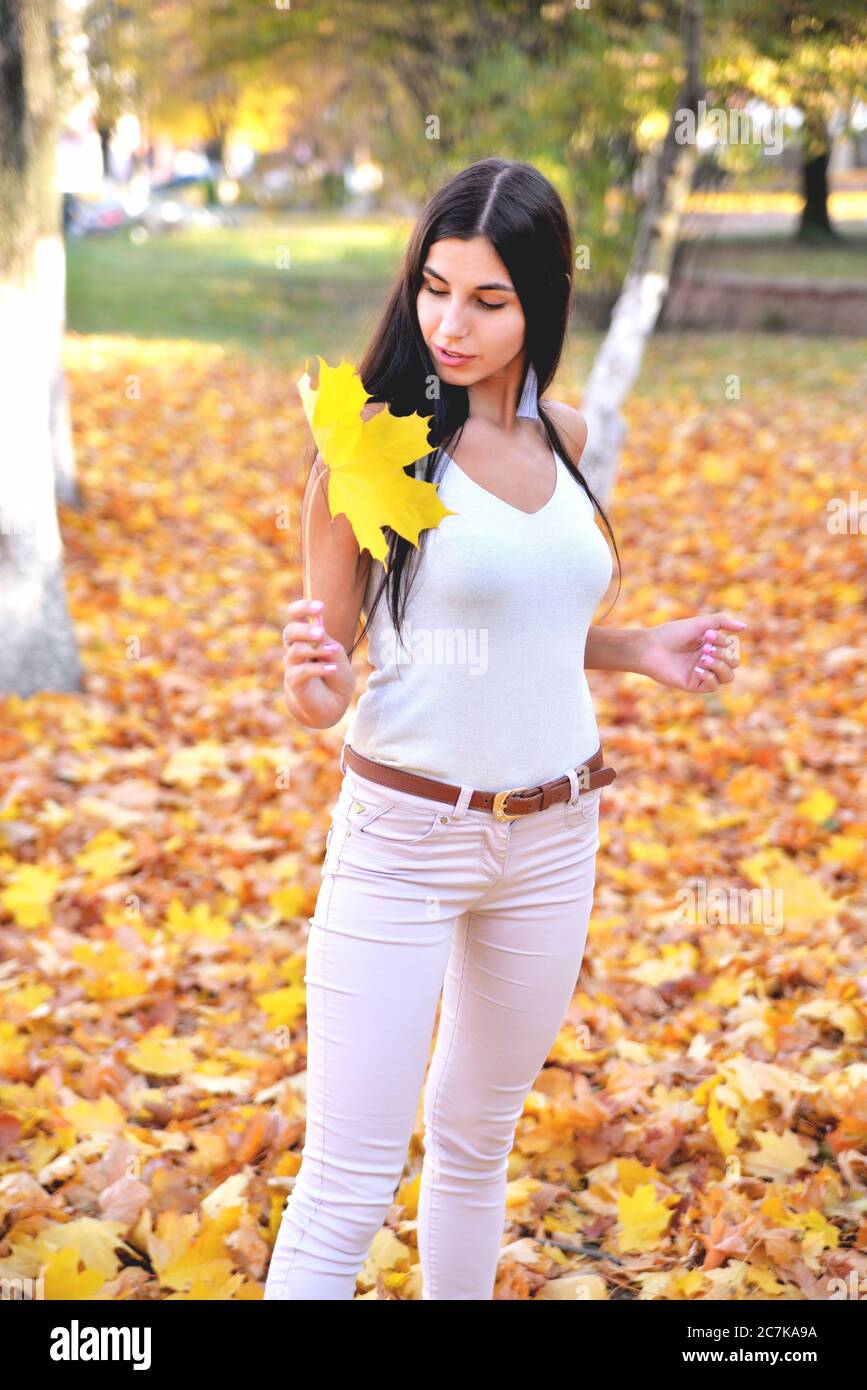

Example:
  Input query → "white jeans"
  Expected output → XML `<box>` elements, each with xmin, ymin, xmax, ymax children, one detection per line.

<box><xmin>263</xmin><ymin>753</ymin><xmax>603</xmax><ymax>1300</ymax></box>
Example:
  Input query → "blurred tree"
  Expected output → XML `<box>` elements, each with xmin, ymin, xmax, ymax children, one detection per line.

<box><xmin>581</xmin><ymin>0</ymin><xmax>704</xmax><ymax>501</ymax></box>
<box><xmin>52</xmin><ymin>0</ymin><xmax>88</xmax><ymax>509</ymax></box>
<box><xmin>705</xmin><ymin>0</ymin><xmax>867</xmax><ymax>239</ymax></box>
<box><xmin>0</xmin><ymin>0</ymin><xmax>83</xmax><ymax>695</ymax></box>
<box><xmin>83</xmin><ymin>0</ymin><xmax>243</xmax><ymax>172</ymax></box>
<box><xmin>81</xmin><ymin>0</ymin><xmax>867</xmax><ymax>258</ymax></box>
<box><xmin>150</xmin><ymin>0</ymin><xmax>682</xmax><ymax>303</ymax></box>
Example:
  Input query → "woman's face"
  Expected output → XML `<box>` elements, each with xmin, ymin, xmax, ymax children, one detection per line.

<box><xmin>416</xmin><ymin>236</ymin><xmax>526</xmax><ymax>389</ymax></box>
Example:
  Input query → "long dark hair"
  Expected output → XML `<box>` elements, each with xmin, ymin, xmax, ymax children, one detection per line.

<box><xmin>312</xmin><ymin>156</ymin><xmax>622</xmax><ymax>660</ymax></box>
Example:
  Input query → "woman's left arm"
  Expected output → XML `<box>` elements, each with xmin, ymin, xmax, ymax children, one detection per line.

<box><xmin>585</xmin><ymin>611</ymin><xmax>748</xmax><ymax>693</ymax></box>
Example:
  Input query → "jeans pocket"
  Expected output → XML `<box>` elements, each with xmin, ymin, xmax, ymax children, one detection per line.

<box><xmin>320</xmin><ymin>817</ymin><xmax>350</xmax><ymax>877</ymax></box>
<box><xmin>337</xmin><ymin>771</ymin><xmax>451</xmax><ymax>843</ymax></box>
<box><xmin>564</xmin><ymin>786</ymin><xmax>602</xmax><ymax>829</ymax></box>
<box><xmin>350</xmin><ymin>792</ymin><xmax>447</xmax><ymax>844</ymax></box>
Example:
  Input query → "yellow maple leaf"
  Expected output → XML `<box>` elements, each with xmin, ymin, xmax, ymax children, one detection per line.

<box><xmin>616</xmin><ymin>1158</ymin><xmax>661</xmax><ymax>1195</ymax></box>
<box><xmin>707</xmin><ymin>1090</ymin><xmax>739</xmax><ymax>1157</ymax></box>
<box><xmin>820</xmin><ymin>832</ymin><xmax>863</xmax><ymax>869</ymax></box>
<box><xmin>161</xmin><ymin>741</ymin><xmax>227</xmax><ymax>787</ymax></box>
<box><xmin>71</xmin><ymin>939</ymin><xmax>129</xmax><ymax>974</ymax></box>
<box><xmin>742</xmin><ymin>1128</ymin><xmax>816</xmax><ymax>1179</ymax></box>
<box><xmin>127</xmin><ymin>1035</ymin><xmax>197</xmax><ymax>1077</ymax></box>
<box><xmin>796</xmin><ymin>788</ymin><xmax>836</xmax><ymax>823</ymax></box>
<box><xmin>146</xmin><ymin>1210</ymin><xmax>200</xmax><ymax>1278</ymax></box>
<box><xmin>154</xmin><ymin>1209</ymin><xmax>240</xmax><ymax>1293</ymax></box>
<box><xmin>1</xmin><ymin>862</ymin><xmax>63</xmax><ymax>927</ymax></box>
<box><xmin>747</xmin><ymin>1264</ymin><xmax>788</xmax><ymax>1296</ymax></box>
<box><xmin>360</xmin><ymin>1226</ymin><xmax>413</xmax><ymax>1284</ymax></box>
<box><xmin>256</xmin><ymin>983</ymin><xmax>307</xmax><ymax>1031</ymax></box>
<box><xmin>799</xmin><ymin>998</ymin><xmax>866</xmax><ymax>1042</ymax></box>
<box><xmin>616</xmin><ymin>1182</ymin><xmax>678</xmax><ymax>1253</ymax></box>
<box><xmin>626</xmin><ymin>839</ymin><xmax>668</xmax><ymax>866</ymax></box>
<box><xmin>269</xmin><ymin>885</ymin><xmax>308</xmax><ymax>921</ymax></box>
<box><xmin>35</xmin><ymin>1216</ymin><xmax>133</xmax><ymax>1277</ymax></box>
<box><xmin>395</xmin><ymin>1170</ymin><xmax>421</xmax><ymax>1218</ymax></box>
<box><xmin>668</xmin><ymin>1268</ymin><xmax>707</xmax><ymax>1297</ymax></box>
<box><xmin>297</xmin><ymin>356</ymin><xmax>457</xmax><ymax>567</ymax></box>
<box><xmin>800</xmin><ymin>1209</ymin><xmax>840</xmax><ymax>1258</ymax></box>
<box><xmin>504</xmin><ymin>1176</ymin><xmax>543</xmax><ymax>1209</ymax></box>
<box><xmin>630</xmin><ymin>942</ymin><xmax>698</xmax><ymax>987</ymax></box>
<box><xmin>73</xmin><ymin>830</ymin><xmax>136</xmax><ymax>886</ymax></box>
<box><xmin>738</xmin><ymin>848</ymin><xmax>847</xmax><ymax>923</ymax></box>
<box><xmin>166</xmin><ymin>1264</ymin><xmax>246</xmax><ymax>1299</ymax></box>
<box><xmin>61</xmin><ymin>1095</ymin><xmax>127</xmax><ymax>1134</ymax></box>
<box><xmin>42</xmin><ymin>1245</ymin><xmax>106</xmax><ymax>1299</ymax></box>
<box><xmin>0</xmin><ymin>1018</ymin><xmax>27</xmax><ymax>1072</ymax></box>
<box><xmin>164</xmin><ymin>899</ymin><xmax>232</xmax><ymax>940</ymax></box>
<box><xmin>11</xmin><ymin>982</ymin><xmax>54</xmax><ymax>1016</ymax></box>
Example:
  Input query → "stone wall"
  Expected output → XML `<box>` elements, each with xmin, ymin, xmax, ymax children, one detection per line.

<box><xmin>659</xmin><ymin>273</ymin><xmax>867</xmax><ymax>334</ymax></box>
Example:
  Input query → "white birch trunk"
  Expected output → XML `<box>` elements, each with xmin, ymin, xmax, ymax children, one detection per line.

<box><xmin>579</xmin><ymin>0</ymin><xmax>704</xmax><ymax>509</ymax></box>
<box><xmin>46</xmin><ymin>235</ymin><xmax>81</xmax><ymax>507</ymax></box>
<box><xmin>0</xmin><ymin>0</ymin><xmax>83</xmax><ymax>695</ymax></box>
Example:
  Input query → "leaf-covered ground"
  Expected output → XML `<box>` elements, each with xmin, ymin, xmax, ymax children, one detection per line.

<box><xmin>1</xmin><ymin>333</ymin><xmax>866</xmax><ymax>1300</ymax></box>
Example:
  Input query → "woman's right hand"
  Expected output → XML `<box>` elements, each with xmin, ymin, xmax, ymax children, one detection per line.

<box><xmin>282</xmin><ymin>598</ymin><xmax>355</xmax><ymax>728</ymax></box>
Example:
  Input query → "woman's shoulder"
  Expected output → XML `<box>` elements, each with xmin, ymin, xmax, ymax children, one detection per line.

<box><xmin>542</xmin><ymin>398</ymin><xmax>588</xmax><ymax>468</ymax></box>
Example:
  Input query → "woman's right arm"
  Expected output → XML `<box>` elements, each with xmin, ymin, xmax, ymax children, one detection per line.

<box><xmin>282</xmin><ymin>447</ymin><xmax>372</xmax><ymax>730</ymax></box>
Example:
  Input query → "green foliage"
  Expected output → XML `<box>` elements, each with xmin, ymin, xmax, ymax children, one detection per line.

<box><xmin>77</xmin><ymin>0</ymin><xmax>867</xmax><ymax>289</ymax></box>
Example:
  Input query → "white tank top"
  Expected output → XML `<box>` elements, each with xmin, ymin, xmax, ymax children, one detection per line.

<box><xmin>343</xmin><ymin>444</ymin><xmax>613</xmax><ymax>790</ymax></box>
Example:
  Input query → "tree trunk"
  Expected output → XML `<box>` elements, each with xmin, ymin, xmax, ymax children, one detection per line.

<box><xmin>0</xmin><ymin>0</ymin><xmax>83</xmax><ymax>695</ymax></box>
<box><xmin>52</xmin><ymin>0</ymin><xmax>82</xmax><ymax>506</ymax></box>
<box><xmin>97</xmin><ymin>121</ymin><xmax>111</xmax><ymax>172</ymax></box>
<box><xmin>797</xmin><ymin>145</ymin><xmax>835</xmax><ymax>240</ymax></box>
<box><xmin>579</xmin><ymin>0</ymin><xmax>704</xmax><ymax>509</ymax></box>
<box><xmin>204</xmin><ymin>131</ymin><xmax>225</xmax><ymax>174</ymax></box>
<box><xmin>46</xmin><ymin>233</ymin><xmax>82</xmax><ymax>507</ymax></box>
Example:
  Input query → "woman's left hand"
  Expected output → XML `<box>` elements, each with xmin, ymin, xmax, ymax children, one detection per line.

<box><xmin>635</xmin><ymin>611</ymin><xmax>748</xmax><ymax>693</ymax></box>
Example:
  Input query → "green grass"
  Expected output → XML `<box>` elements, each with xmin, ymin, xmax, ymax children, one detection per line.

<box><xmin>66</xmin><ymin>211</ymin><xmax>414</xmax><ymax>367</ymax></box>
<box><xmin>560</xmin><ymin>332</ymin><xmax>867</xmax><ymax>416</ymax></box>
<box><xmin>676</xmin><ymin>229</ymin><xmax>867</xmax><ymax>281</ymax></box>
<box><xmin>66</xmin><ymin>210</ymin><xmax>867</xmax><ymax>414</ymax></box>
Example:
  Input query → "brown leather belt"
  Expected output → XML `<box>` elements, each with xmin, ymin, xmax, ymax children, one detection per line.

<box><xmin>342</xmin><ymin>742</ymin><xmax>617</xmax><ymax>822</ymax></box>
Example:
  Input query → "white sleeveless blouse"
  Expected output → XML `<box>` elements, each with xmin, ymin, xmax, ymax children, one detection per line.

<box><xmin>343</xmin><ymin>444</ymin><xmax>613</xmax><ymax>790</ymax></box>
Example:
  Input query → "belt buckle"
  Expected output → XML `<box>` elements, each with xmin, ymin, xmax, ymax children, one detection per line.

<box><xmin>492</xmin><ymin>787</ymin><xmax>524</xmax><ymax>822</ymax></box>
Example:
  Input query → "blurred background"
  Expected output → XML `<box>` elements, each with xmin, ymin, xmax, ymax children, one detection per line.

<box><xmin>1</xmin><ymin>0</ymin><xmax>866</xmax><ymax>1307</ymax></box>
<box><xmin>54</xmin><ymin>0</ymin><xmax>867</xmax><ymax>357</ymax></box>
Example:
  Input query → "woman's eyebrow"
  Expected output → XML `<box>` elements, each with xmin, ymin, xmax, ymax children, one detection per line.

<box><xmin>422</xmin><ymin>264</ymin><xmax>514</xmax><ymax>293</ymax></box>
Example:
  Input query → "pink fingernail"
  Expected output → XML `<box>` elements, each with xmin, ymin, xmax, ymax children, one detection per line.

<box><xmin>694</xmin><ymin>666</ymin><xmax>706</xmax><ymax>678</ymax></box>
<box><xmin>322</xmin><ymin>663</ymin><xmax>337</xmax><ymax>671</ymax></box>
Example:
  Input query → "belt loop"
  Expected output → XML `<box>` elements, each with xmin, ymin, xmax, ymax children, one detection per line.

<box><xmin>566</xmin><ymin>766</ymin><xmax>580</xmax><ymax>806</ymax></box>
<box><xmin>339</xmin><ymin>741</ymin><xmax>348</xmax><ymax>774</ymax></box>
<box><xmin>452</xmin><ymin>783</ymin><xmax>474</xmax><ymax>820</ymax></box>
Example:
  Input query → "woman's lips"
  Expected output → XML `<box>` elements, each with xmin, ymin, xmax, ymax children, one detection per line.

<box><xmin>433</xmin><ymin>343</ymin><xmax>475</xmax><ymax>366</ymax></box>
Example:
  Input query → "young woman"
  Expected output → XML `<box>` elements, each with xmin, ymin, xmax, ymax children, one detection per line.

<box><xmin>268</xmin><ymin>157</ymin><xmax>745</xmax><ymax>1301</ymax></box>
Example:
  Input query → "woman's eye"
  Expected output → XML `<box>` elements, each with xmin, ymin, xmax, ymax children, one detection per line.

<box><xmin>423</xmin><ymin>285</ymin><xmax>504</xmax><ymax>310</ymax></box>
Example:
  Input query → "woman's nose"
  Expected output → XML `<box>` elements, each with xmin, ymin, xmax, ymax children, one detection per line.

<box><xmin>437</xmin><ymin>301</ymin><xmax>469</xmax><ymax>336</ymax></box>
